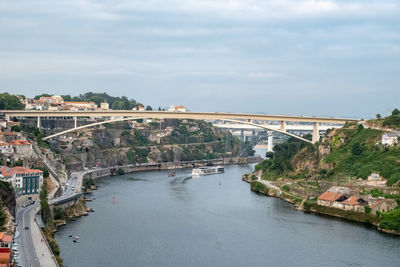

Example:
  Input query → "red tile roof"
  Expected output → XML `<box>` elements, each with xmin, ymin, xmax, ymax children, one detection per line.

<box><xmin>318</xmin><ymin>191</ymin><xmax>343</xmax><ymax>202</ymax></box>
<box><xmin>0</xmin><ymin>166</ymin><xmax>42</xmax><ymax>177</ymax></box>
<box><xmin>342</xmin><ymin>196</ymin><xmax>362</xmax><ymax>205</ymax></box>
<box><xmin>0</xmin><ymin>132</ymin><xmax>17</xmax><ymax>136</ymax></box>
<box><xmin>1</xmin><ymin>235</ymin><xmax>11</xmax><ymax>243</ymax></box>
<box><xmin>370</xmin><ymin>199</ymin><xmax>397</xmax><ymax>208</ymax></box>
<box><xmin>9</xmin><ymin>139</ymin><xmax>30</xmax><ymax>146</ymax></box>
<box><xmin>0</xmin><ymin>232</ymin><xmax>11</xmax><ymax>243</ymax></box>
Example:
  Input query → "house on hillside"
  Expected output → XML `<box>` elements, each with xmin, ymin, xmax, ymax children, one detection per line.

<box><xmin>382</xmin><ymin>133</ymin><xmax>399</xmax><ymax>146</ymax></box>
<box><xmin>341</xmin><ymin>196</ymin><xmax>368</xmax><ymax>212</ymax></box>
<box><xmin>9</xmin><ymin>139</ymin><xmax>32</xmax><ymax>155</ymax></box>
<box><xmin>0</xmin><ymin>142</ymin><xmax>12</xmax><ymax>154</ymax></box>
<box><xmin>0</xmin><ymin>132</ymin><xmax>20</xmax><ymax>143</ymax></box>
<box><xmin>317</xmin><ymin>191</ymin><xmax>347</xmax><ymax>207</ymax></box>
<box><xmin>370</xmin><ymin>199</ymin><xmax>398</xmax><ymax>215</ymax></box>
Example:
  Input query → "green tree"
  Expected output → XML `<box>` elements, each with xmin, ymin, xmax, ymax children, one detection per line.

<box><xmin>40</xmin><ymin>180</ymin><xmax>51</xmax><ymax>223</ymax></box>
<box><xmin>376</xmin><ymin>114</ymin><xmax>382</xmax><ymax>120</ymax></box>
<box><xmin>11</xmin><ymin>125</ymin><xmax>21</xmax><ymax>132</ymax></box>
<box><xmin>145</xmin><ymin>105</ymin><xmax>153</xmax><ymax>111</ymax></box>
<box><xmin>0</xmin><ymin>93</ymin><xmax>24</xmax><ymax>110</ymax></box>
<box><xmin>392</xmin><ymin>108</ymin><xmax>400</xmax><ymax>116</ymax></box>
<box><xmin>34</xmin><ymin>93</ymin><xmax>52</xmax><ymax>100</ymax></box>
<box><xmin>351</xmin><ymin>142</ymin><xmax>363</xmax><ymax>155</ymax></box>
<box><xmin>265</xmin><ymin>151</ymin><xmax>274</xmax><ymax>159</ymax></box>
<box><xmin>61</xmin><ymin>95</ymin><xmax>72</xmax><ymax>101</ymax></box>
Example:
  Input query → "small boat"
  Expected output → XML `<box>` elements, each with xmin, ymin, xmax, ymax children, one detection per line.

<box><xmin>72</xmin><ymin>236</ymin><xmax>79</xmax><ymax>242</ymax></box>
<box><xmin>168</xmin><ymin>170</ymin><xmax>176</xmax><ymax>177</ymax></box>
<box><xmin>192</xmin><ymin>166</ymin><xmax>225</xmax><ymax>176</ymax></box>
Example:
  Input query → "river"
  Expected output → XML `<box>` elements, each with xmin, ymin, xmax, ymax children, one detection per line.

<box><xmin>55</xmin><ymin>163</ymin><xmax>400</xmax><ymax>267</ymax></box>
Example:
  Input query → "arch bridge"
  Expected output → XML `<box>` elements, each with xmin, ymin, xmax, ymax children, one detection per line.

<box><xmin>1</xmin><ymin>110</ymin><xmax>359</xmax><ymax>144</ymax></box>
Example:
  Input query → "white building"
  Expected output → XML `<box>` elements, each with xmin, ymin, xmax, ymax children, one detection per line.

<box><xmin>168</xmin><ymin>105</ymin><xmax>175</xmax><ymax>112</ymax></box>
<box><xmin>0</xmin><ymin>142</ymin><xmax>12</xmax><ymax>154</ymax></box>
<box><xmin>382</xmin><ymin>133</ymin><xmax>398</xmax><ymax>146</ymax></box>
<box><xmin>0</xmin><ymin>166</ymin><xmax>43</xmax><ymax>195</ymax></box>
<box><xmin>168</xmin><ymin>105</ymin><xmax>186</xmax><ymax>112</ymax></box>
<box><xmin>100</xmin><ymin>102</ymin><xmax>110</xmax><ymax>110</ymax></box>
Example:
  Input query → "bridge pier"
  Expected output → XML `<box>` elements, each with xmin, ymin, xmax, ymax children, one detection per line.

<box><xmin>280</xmin><ymin>121</ymin><xmax>286</xmax><ymax>132</ymax></box>
<box><xmin>37</xmin><ymin>116</ymin><xmax>41</xmax><ymax>129</ymax></box>
<box><xmin>74</xmin><ymin>116</ymin><xmax>77</xmax><ymax>128</ymax></box>
<box><xmin>267</xmin><ymin>135</ymin><xmax>273</xmax><ymax>152</ymax></box>
<box><xmin>312</xmin><ymin>122</ymin><xmax>319</xmax><ymax>144</ymax></box>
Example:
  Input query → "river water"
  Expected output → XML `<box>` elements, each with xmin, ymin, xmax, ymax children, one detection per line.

<box><xmin>55</xmin><ymin>164</ymin><xmax>400</xmax><ymax>267</ymax></box>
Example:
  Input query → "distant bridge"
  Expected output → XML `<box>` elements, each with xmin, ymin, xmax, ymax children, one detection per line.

<box><xmin>2</xmin><ymin>110</ymin><xmax>358</xmax><ymax>144</ymax></box>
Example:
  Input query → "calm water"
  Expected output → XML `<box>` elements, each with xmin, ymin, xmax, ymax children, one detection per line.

<box><xmin>55</xmin><ymin>164</ymin><xmax>400</xmax><ymax>267</ymax></box>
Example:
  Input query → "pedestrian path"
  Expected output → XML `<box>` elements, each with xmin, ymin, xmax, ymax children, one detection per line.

<box><xmin>30</xmin><ymin>208</ymin><xmax>58</xmax><ymax>267</ymax></box>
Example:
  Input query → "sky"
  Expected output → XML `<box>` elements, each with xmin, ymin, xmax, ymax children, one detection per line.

<box><xmin>0</xmin><ymin>0</ymin><xmax>399</xmax><ymax>118</ymax></box>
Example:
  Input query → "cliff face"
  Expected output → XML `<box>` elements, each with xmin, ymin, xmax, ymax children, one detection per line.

<box><xmin>0</xmin><ymin>181</ymin><xmax>16</xmax><ymax>231</ymax></box>
<box><xmin>48</xmin><ymin>119</ymin><xmax>239</xmax><ymax>171</ymax></box>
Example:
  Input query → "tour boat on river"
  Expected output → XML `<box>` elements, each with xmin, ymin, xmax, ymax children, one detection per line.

<box><xmin>192</xmin><ymin>166</ymin><xmax>225</xmax><ymax>176</ymax></box>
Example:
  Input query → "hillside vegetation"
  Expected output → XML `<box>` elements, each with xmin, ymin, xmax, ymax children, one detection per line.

<box><xmin>256</xmin><ymin>122</ymin><xmax>400</xmax><ymax>186</ymax></box>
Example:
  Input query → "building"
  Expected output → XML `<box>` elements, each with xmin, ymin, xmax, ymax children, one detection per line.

<box><xmin>100</xmin><ymin>102</ymin><xmax>109</xmax><ymax>110</ymax></box>
<box><xmin>25</xmin><ymin>99</ymin><xmax>45</xmax><ymax>110</ymax></box>
<box><xmin>168</xmin><ymin>105</ymin><xmax>175</xmax><ymax>112</ymax></box>
<box><xmin>9</xmin><ymin>139</ymin><xmax>32</xmax><ymax>155</ymax></box>
<box><xmin>168</xmin><ymin>105</ymin><xmax>186</xmax><ymax>112</ymax></box>
<box><xmin>317</xmin><ymin>191</ymin><xmax>347</xmax><ymax>207</ymax></box>
<box><xmin>341</xmin><ymin>196</ymin><xmax>368</xmax><ymax>212</ymax></box>
<box><xmin>0</xmin><ymin>142</ymin><xmax>12</xmax><ymax>154</ymax></box>
<box><xmin>0</xmin><ymin>232</ymin><xmax>12</xmax><ymax>267</ymax></box>
<box><xmin>382</xmin><ymin>133</ymin><xmax>399</xmax><ymax>146</ymax></box>
<box><xmin>368</xmin><ymin>173</ymin><xmax>380</xmax><ymax>180</ymax></box>
<box><xmin>175</xmin><ymin>105</ymin><xmax>186</xmax><ymax>112</ymax></box>
<box><xmin>0</xmin><ymin>132</ymin><xmax>19</xmax><ymax>143</ymax></box>
<box><xmin>39</xmin><ymin>96</ymin><xmax>64</xmax><ymax>105</ymax></box>
<box><xmin>0</xmin><ymin>166</ymin><xmax>43</xmax><ymax>195</ymax></box>
<box><xmin>370</xmin><ymin>199</ymin><xmax>398</xmax><ymax>215</ymax></box>
<box><xmin>0</xmin><ymin>233</ymin><xmax>12</xmax><ymax>250</ymax></box>
<box><xmin>63</xmin><ymin>101</ymin><xmax>97</xmax><ymax>110</ymax></box>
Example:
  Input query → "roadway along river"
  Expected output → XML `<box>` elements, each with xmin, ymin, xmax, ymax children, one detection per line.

<box><xmin>55</xmin><ymin>164</ymin><xmax>400</xmax><ymax>267</ymax></box>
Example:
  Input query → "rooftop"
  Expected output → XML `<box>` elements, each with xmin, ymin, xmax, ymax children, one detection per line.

<box><xmin>0</xmin><ymin>166</ymin><xmax>43</xmax><ymax>177</ymax></box>
<box><xmin>9</xmin><ymin>139</ymin><xmax>31</xmax><ymax>146</ymax></box>
<box><xmin>342</xmin><ymin>196</ymin><xmax>363</xmax><ymax>205</ymax></box>
<box><xmin>318</xmin><ymin>191</ymin><xmax>344</xmax><ymax>202</ymax></box>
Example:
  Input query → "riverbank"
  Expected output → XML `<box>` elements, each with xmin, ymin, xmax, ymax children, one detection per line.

<box><xmin>83</xmin><ymin>156</ymin><xmax>261</xmax><ymax>181</ymax></box>
<box><xmin>246</xmin><ymin>179</ymin><xmax>399</xmax><ymax>236</ymax></box>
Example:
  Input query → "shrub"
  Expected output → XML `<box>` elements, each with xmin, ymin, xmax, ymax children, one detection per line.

<box><xmin>282</xmin><ymin>185</ymin><xmax>290</xmax><ymax>192</ymax></box>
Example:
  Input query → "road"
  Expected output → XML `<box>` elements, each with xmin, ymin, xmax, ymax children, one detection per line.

<box><xmin>49</xmin><ymin>171</ymin><xmax>83</xmax><ymax>205</ymax></box>
<box><xmin>17</xmin><ymin>204</ymin><xmax>41</xmax><ymax>267</ymax></box>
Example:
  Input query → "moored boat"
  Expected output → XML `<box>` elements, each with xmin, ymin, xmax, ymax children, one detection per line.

<box><xmin>192</xmin><ymin>166</ymin><xmax>224</xmax><ymax>176</ymax></box>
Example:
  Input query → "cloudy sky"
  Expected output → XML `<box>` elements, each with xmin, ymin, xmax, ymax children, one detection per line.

<box><xmin>1</xmin><ymin>0</ymin><xmax>399</xmax><ymax>118</ymax></box>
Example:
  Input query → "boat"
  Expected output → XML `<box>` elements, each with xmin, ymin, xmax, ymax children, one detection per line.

<box><xmin>168</xmin><ymin>170</ymin><xmax>176</xmax><ymax>177</ymax></box>
<box><xmin>72</xmin><ymin>236</ymin><xmax>79</xmax><ymax>243</ymax></box>
<box><xmin>192</xmin><ymin>166</ymin><xmax>225</xmax><ymax>176</ymax></box>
